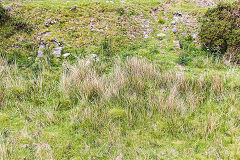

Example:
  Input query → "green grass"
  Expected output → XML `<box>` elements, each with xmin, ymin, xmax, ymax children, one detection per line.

<box><xmin>1</xmin><ymin>55</ymin><xmax>240</xmax><ymax>159</ymax></box>
<box><xmin>1</xmin><ymin>0</ymin><xmax>240</xmax><ymax>159</ymax></box>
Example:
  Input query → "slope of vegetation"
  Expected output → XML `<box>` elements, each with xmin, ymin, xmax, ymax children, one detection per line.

<box><xmin>1</xmin><ymin>0</ymin><xmax>240</xmax><ymax>159</ymax></box>
<box><xmin>199</xmin><ymin>1</ymin><xmax>240</xmax><ymax>62</ymax></box>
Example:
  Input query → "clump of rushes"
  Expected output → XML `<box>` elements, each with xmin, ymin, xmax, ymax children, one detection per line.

<box><xmin>199</xmin><ymin>1</ymin><xmax>240</xmax><ymax>62</ymax></box>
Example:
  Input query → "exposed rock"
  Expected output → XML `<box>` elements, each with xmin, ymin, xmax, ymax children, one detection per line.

<box><xmin>63</xmin><ymin>53</ymin><xmax>71</xmax><ymax>58</ymax></box>
<box><xmin>172</xmin><ymin>28</ymin><xmax>177</xmax><ymax>33</ymax></box>
<box><xmin>173</xmin><ymin>40</ymin><xmax>181</xmax><ymax>49</ymax></box>
<box><xmin>45</xmin><ymin>19</ymin><xmax>57</xmax><ymax>27</ymax></box>
<box><xmin>135</xmin><ymin>15</ymin><xmax>152</xmax><ymax>39</ymax></box>
<box><xmin>37</xmin><ymin>42</ymin><xmax>46</xmax><ymax>58</ymax></box>
<box><xmin>171</xmin><ymin>21</ymin><xmax>176</xmax><ymax>25</ymax></box>
<box><xmin>37</xmin><ymin>31</ymin><xmax>51</xmax><ymax>41</ymax></box>
<box><xmin>70</xmin><ymin>5</ymin><xmax>77</xmax><ymax>11</ymax></box>
<box><xmin>106</xmin><ymin>1</ymin><xmax>114</xmax><ymax>3</ymax></box>
<box><xmin>86</xmin><ymin>54</ymin><xmax>99</xmax><ymax>62</ymax></box>
<box><xmin>157</xmin><ymin>33</ymin><xmax>166</xmax><ymax>38</ymax></box>
<box><xmin>194</xmin><ymin>0</ymin><xmax>216</xmax><ymax>7</ymax></box>
<box><xmin>54</xmin><ymin>38</ymin><xmax>61</xmax><ymax>46</ymax></box>
<box><xmin>44</xmin><ymin>22</ymin><xmax>49</xmax><ymax>27</ymax></box>
<box><xmin>144</xmin><ymin>34</ymin><xmax>149</xmax><ymax>39</ymax></box>
<box><xmin>39</xmin><ymin>31</ymin><xmax>51</xmax><ymax>38</ymax></box>
<box><xmin>174</xmin><ymin>13</ymin><xmax>199</xmax><ymax>38</ymax></box>
<box><xmin>173</xmin><ymin>16</ymin><xmax>180</xmax><ymax>22</ymax></box>
<box><xmin>192</xmin><ymin>33</ymin><xmax>198</xmax><ymax>39</ymax></box>
<box><xmin>52</xmin><ymin>47</ymin><xmax>63</xmax><ymax>56</ymax></box>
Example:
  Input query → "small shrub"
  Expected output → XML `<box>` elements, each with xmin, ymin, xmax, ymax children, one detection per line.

<box><xmin>11</xmin><ymin>17</ymin><xmax>32</xmax><ymax>32</ymax></box>
<box><xmin>199</xmin><ymin>2</ymin><xmax>240</xmax><ymax>62</ymax></box>
<box><xmin>57</xmin><ymin>99</ymin><xmax>71</xmax><ymax>111</ymax></box>
<box><xmin>158</xmin><ymin>16</ymin><xmax>166</xmax><ymax>24</ymax></box>
<box><xmin>0</xmin><ymin>113</ymin><xmax>10</xmax><ymax>125</ymax></box>
<box><xmin>10</xmin><ymin>86</ymin><xmax>25</xmax><ymax>99</ymax></box>
<box><xmin>0</xmin><ymin>3</ymin><xmax>9</xmax><ymax>25</ymax></box>
<box><xmin>0</xmin><ymin>3</ymin><xmax>32</xmax><ymax>32</ymax></box>
<box><xmin>116</xmin><ymin>7</ymin><xmax>125</xmax><ymax>16</ymax></box>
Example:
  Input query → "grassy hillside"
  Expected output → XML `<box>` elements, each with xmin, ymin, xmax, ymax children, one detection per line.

<box><xmin>1</xmin><ymin>0</ymin><xmax>240</xmax><ymax>159</ymax></box>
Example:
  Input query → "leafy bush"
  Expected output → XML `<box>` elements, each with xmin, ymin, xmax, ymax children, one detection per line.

<box><xmin>0</xmin><ymin>3</ymin><xmax>9</xmax><ymax>25</ymax></box>
<box><xmin>199</xmin><ymin>2</ymin><xmax>240</xmax><ymax>62</ymax></box>
<box><xmin>11</xmin><ymin>17</ymin><xmax>32</xmax><ymax>32</ymax></box>
<box><xmin>0</xmin><ymin>3</ymin><xmax>32</xmax><ymax>32</ymax></box>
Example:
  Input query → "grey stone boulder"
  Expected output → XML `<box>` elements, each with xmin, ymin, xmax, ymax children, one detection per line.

<box><xmin>86</xmin><ymin>54</ymin><xmax>99</xmax><ymax>62</ymax></box>
<box><xmin>157</xmin><ymin>33</ymin><xmax>166</xmax><ymax>40</ymax></box>
<box><xmin>70</xmin><ymin>5</ymin><xmax>77</xmax><ymax>11</ymax></box>
<box><xmin>37</xmin><ymin>43</ymin><xmax>46</xmax><ymax>58</ymax></box>
<box><xmin>171</xmin><ymin>21</ymin><xmax>176</xmax><ymax>25</ymax></box>
<box><xmin>172</xmin><ymin>28</ymin><xmax>177</xmax><ymax>33</ymax></box>
<box><xmin>52</xmin><ymin>47</ymin><xmax>63</xmax><ymax>56</ymax></box>
<box><xmin>192</xmin><ymin>33</ymin><xmax>198</xmax><ymax>39</ymax></box>
<box><xmin>173</xmin><ymin>40</ymin><xmax>181</xmax><ymax>49</ymax></box>
<box><xmin>45</xmin><ymin>19</ymin><xmax>57</xmax><ymax>27</ymax></box>
<box><xmin>63</xmin><ymin>53</ymin><xmax>71</xmax><ymax>58</ymax></box>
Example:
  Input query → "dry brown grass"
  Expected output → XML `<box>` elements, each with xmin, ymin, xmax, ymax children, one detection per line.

<box><xmin>61</xmin><ymin>60</ymin><xmax>105</xmax><ymax>100</ymax></box>
<box><xmin>0</xmin><ymin>57</ymin><xmax>8</xmax><ymax>109</ymax></box>
<box><xmin>0</xmin><ymin>57</ymin><xmax>8</xmax><ymax>76</ymax></box>
<box><xmin>60</xmin><ymin>57</ymin><xmax>226</xmax><ymax>115</ymax></box>
<box><xmin>60</xmin><ymin>57</ymin><xmax>160</xmax><ymax>101</ymax></box>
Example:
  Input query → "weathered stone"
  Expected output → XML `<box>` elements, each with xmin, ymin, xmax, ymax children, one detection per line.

<box><xmin>173</xmin><ymin>40</ymin><xmax>181</xmax><ymax>49</ymax></box>
<box><xmin>39</xmin><ymin>31</ymin><xmax>51</xmax><ymax>37</ymax></box>
<box><xmin>44</xmin><ymin>19</ymin><xmax>57</xmax><ymax>27</ymax></box>
<box><xmin>106</xmin><ymin>1</ymin><xmax>114</xmax><ymax>3</ymax></box>
<box><xmin>52</xmin><ymin>47</ymin><xmax>63</xmax><ymax>56</ymax></box>
<box><xmin>171</xmin><ymin>21</ymin><xmax>176</xmax><ymax>25</ymax></box>
<box><xmin>70</xmin><ymin>5</ymin><xmax>77</xmax><ymax>11</ymax></box>
<box><xmin>86</xmin><ymin>54</ymin><xmax>99</xmax><ymax>62</ymax></box>
<box><xmin>54</xmin><ymin>38</ymin><xmax>61</xmax><ymax>46</ymax></box>
<box><xmin>157</xmin><ymin>33</ymin><xmax>166</xmax><ymax>38</ymax></box>
<box><xmin>192</xmin><ymin>33</ymin><xmax>198</xmax><ymax>39</ymax></box>
<box><xmin>63</xmin><ymin>53</ymin><xmax>71</xmax><ymax>58</ymax></box>
<box><xmin>144</xmin><ymin>34</ymin><xmax>149</xmax><ymax>39</ymax></box>
<box><xmin>172</xmin><ymin>28</ymin><xmax>177</xmax><ymax>33</ymax></box>
<box><xmin>37</xmin><ymin>43</ymin><xmax>46</xmax><ymax>58</ymax></box>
